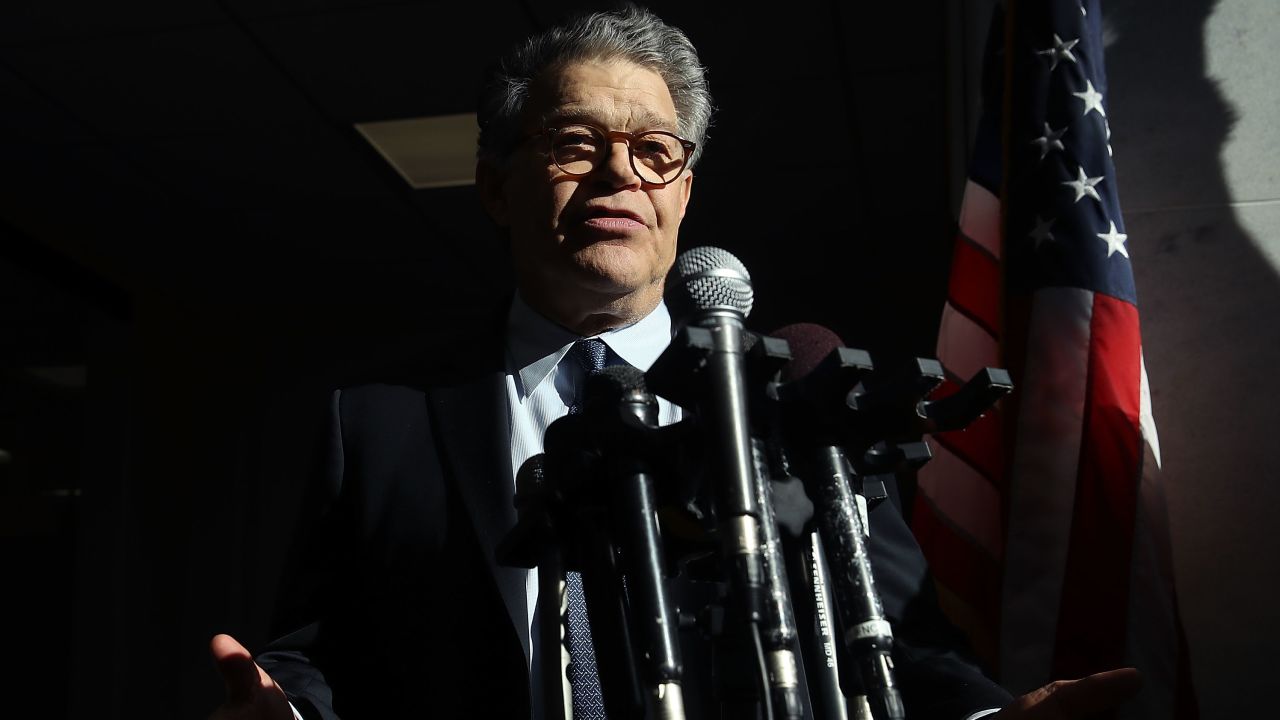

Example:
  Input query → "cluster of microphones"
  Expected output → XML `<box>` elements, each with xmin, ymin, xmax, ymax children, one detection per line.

<box><xmin>498</xmin><ymin>246</ymin><xmax>1012</xmax><ymax>720</ymax></box>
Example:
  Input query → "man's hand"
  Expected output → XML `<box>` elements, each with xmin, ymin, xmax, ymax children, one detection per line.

<box><xmin>993</xmin><ymin>668</ymin><xmax>1143</xmax><ymax>719</ymax></box>
<box><xmin>208</xmin><ymin>634</ymin><xmax>294</xmax><ymax>720</ymax></box>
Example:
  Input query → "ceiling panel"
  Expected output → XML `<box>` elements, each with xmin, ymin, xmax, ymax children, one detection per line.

<box><xmin>221</xmin><ymin>0</ymin><xmax>450</xmax><ymax>21</ymax></box>
<box><xmin>0</xmin><ymin>140</ymin><xmax>175</xmax><ymax>222</ymax></box>
<box><xmin>0</xmin><ymin>63</ymin><xmax>94</xmax><ymax>144</ymax></box>
<box><xmin>0</xmin><ymin>1</ymin><xmax>224</xmax><ymax>48</ymax></box>
<box><xmin>0</xmin><ymin>1</ymin><xmax>224</xmax><ymax>47</ymax></box>
<box><xmin>245</xmin><ymin>2</ymin><xmax>531</xmax><ymax>124</ymax></box>
<box><xmin>119</xmin><ymin>130</ymin><xmax>390</xmax><ymax>208</ymax></box>
<box><xmin>3</xmin><ymin>24</ymin><xmax>330</xmax><ymax>140</ymax></box>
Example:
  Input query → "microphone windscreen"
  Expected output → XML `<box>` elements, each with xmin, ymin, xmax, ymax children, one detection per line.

<box><xmin>586</xmin><ymin>365</ymin><xmax>648</xmax><ymax>404</ymax></box>
<box><xmin>514</xmin><ymin>454</ymin><xmax>547</xmax><ymax>499</ymax></box>
<box><xmin>770</xmin><ymin>323</ymin><xmax>845</xmax><ymax>383</ymax></box>
<box><xmin>667</xmin><ymin>246</ymin><xmax>754</xmax><ymax>322</ymax></box>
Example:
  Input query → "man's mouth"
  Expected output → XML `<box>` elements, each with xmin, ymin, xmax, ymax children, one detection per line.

<box><xmin>580</xmin><ymin>206</ymin><xmax>646</xmax><ymax>232</ymax></box>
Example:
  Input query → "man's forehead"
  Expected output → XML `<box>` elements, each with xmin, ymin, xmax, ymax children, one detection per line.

<box><xmin>539</xmin><ymin>103</ymin><xmax>678</xmax><ymax>132</ymax></box>
<box><xmin>526</xmin><ymin>59</ymin><xmax>679</xmax><ymax>132</ymax></box>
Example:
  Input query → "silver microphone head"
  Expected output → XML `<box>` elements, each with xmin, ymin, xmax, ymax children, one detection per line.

<box><xmin>668</xmin><ymin>246</ymin><xmax>754</xmax><ymax>323</ymax></box>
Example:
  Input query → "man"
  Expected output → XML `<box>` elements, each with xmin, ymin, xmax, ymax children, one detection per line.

<box><xmin>209</xmin><ymin>6</ymin><xmax>1139</xmax><ymax>719</ymax></box>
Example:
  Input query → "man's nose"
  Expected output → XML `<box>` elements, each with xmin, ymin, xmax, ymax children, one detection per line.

<box><xmin>595</xmin><ymin>139</ymin><xmax>643</xmax><ymax>189</ymax></box>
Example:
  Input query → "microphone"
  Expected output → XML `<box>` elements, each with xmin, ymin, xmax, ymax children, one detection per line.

<box><xmin>585</xmin><ymin>366</ymin><xmax>686</xmax><ymax>720</ymax></box>
<box><xmin>749</xmin><ymin>432</ymin><xmax>807</xmax><ymax>720</ymax></box>
<box><xmin>660</xmin><ymin>246</ymin><xmax>765</xmax><ymax>621</ymax></box>
<box><xmin>771</xmin><ymin>323</ymin><xmax>905</xmax><ymax>720</ymax></box>
<box><xmin>508</xmin><ymin>454</ymin><xmax>573</xmax><ymax>720</ymax></box>
<box><xmin>652</xmin><ymin>246</ymin><xmax>772</xmax><ymax>715</ymax></box>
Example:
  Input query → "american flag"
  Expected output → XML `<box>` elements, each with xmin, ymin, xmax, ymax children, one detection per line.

<box><xmin>910</xmin><ymin>1</ymin><xmax>1198</xmax><ymax>716</ymax></box>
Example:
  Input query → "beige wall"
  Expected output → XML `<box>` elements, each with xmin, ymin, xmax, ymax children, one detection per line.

<box><xmin>1109</xmin><ymin>1</ymin><xmax>1277</xmax><ymax>716</ymax></box>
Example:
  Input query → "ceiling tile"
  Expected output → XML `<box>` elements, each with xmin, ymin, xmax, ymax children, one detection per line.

<box><xmin>0</xmin><ymin>1</ymin><xmax>224</xmax><ymax>48</ymax></box>
<box><xmin>0</xmin><ymin>63</ymin><xmax>94</xmax><ymax>144</ymax></box>
<box><xmin>5</xmin><ymin>24</ymin><xmax>331</xmax><ymax>140</ymax></box>
<box><xmin>355</xmin><ymin>113</ymin><xmax>476</xmax><ymax>189</ymax></box>
<box><xmin>246</xmin><ymin>3</ymin><xmax>530</xmax><ymax>123</ymax></box>
<box><xmin>119</xmin><ymin>131</ymin><xmax>389</xmax><ymax>208</ymax></box>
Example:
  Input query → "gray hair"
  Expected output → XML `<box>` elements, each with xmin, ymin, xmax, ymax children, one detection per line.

<box><xmin>476</xmin><ymin>5</ymin><xmax>713</xmax><ymax>168</ymax></box>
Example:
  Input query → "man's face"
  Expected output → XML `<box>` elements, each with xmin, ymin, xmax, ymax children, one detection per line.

<box><xmin>481</xmin><ymin>58</ymin><xmax>694</xmax><ymax>312</ymax></box>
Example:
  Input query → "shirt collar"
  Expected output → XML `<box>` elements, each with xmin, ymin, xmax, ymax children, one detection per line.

<box><xmin>505</xmin><ymin>292</ymin><xmax>673</xmax><ymax>399</ymax></box>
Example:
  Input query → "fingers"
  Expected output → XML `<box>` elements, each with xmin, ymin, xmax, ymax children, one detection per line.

<box><xmin>1012</xmin><ymin>667</ymin><xmax>1143</xmax><ymax>719</ymax></box>
<box><xmin>1049</xmin><ymin>668</ymin><xmax>1143</xmax><ymax>717</ymax></box>
<box><xmin>210</xmin><ymin>634</ymin><xmax>268</xmax><ymax>705</ymax></box>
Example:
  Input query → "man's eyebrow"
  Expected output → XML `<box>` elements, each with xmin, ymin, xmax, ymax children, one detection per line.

<box><xmin>541</xmin><ymin>106</ymin><xmax>679</xmax><ymax>133</ymax></box>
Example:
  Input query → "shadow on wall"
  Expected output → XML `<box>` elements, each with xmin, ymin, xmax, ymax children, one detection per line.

<box><xmin>1108</xmin><ymin>1</ymin><xmax>1279</xmax><ymax>718</ymax></box>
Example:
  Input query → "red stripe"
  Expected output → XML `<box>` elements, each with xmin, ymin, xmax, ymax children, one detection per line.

<box><xmin>927</xmin><ymin>378</ymin><xmax>1007</xmax><ymax>493</ymax></box>
<box><xmin>1052</xmin><ymin>295</ymin><xmax>1143</xmax><ymax>678</ymax></box>
<box><xmin>911</xmin><ymin>491</ymin><xmax>1002</xmax><ymax>630</ymax></box>
<box><xmin>933</xmin><ymin>407</ymin><xmax>1006</xmax><ymax>493</ymax></box>
<box><xmin>946</xmin><ymin>233</ymin><xmax>1002</xmax><ymax>338</ymax></box>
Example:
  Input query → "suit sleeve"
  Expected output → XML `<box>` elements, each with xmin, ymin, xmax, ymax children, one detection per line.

<box><xmin>255</xmin><ymin>382</ymin><xmax>457</xmax><ymax>719</ymax></box>
<box><xmin>255</xmin><ymin>388</ymin><xmax>349</xmax><ymax>720</ymax></box>
<box><xmin>867</xmin><ymin>479</ymin><xmax>1013</xmax><ymax>720</ymax></box>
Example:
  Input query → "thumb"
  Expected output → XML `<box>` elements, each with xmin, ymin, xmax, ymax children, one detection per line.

<box><xmin>210</xmin><ymin>634</ymin><xmax>269</xmax><ymax>705</ymax></box>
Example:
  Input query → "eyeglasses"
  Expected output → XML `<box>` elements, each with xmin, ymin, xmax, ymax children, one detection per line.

<box><xmin>534</xmin><ymin>124</ymin><xmax>695</xmax><ymax>186</ymax></box>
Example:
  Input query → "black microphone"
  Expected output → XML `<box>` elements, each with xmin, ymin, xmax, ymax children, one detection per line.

<box><xmin>749</xmin><ymin>433</ymin><xmax>807</xmax><ymax>720</ymax></box>
<box><xmin>651</xmin><ymin>246</ymin><xmax>772</xmax><ymax>716</ymax></box>
<box><xmin>508</xmin><ymin>454</ymin><xmax>573</xmax><ymax>720</ymax></box>
<box><xmin>585</xmin><ymin>366</ymin><xmax>687</xmax><ymax>720</ymax></box>
<box><xmin>660</xmin><ymin>246</ymin><xmax>766</xmax><ymax>622</ymax></box>
<box><xmin>771</xmin><ymin>323</ymin><xmax>905</xmax><ymax>720</ymax></box>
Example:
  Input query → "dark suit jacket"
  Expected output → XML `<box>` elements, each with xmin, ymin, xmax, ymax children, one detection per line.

<box><xmin>257</xmin><ymin>337</ymin><xmax>1012</xmax><ymax>719</ymax></box>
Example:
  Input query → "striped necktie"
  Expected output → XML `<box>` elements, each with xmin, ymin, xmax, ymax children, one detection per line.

<box><xmin>562</xmin><ymin>338</ymin><xmax>610</xmax><ymax>718</ymax></box>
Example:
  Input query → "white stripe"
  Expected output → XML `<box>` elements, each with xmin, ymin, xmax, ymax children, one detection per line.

<box><xmin>937</xmin><ymin>301</ymin><xmax>1000</xmax><ymax>381</ymax></box>
<box><xmin>959</xmin><ymin>180</ymin><xmax>1002</xmax><ymax>259</ymax></box>
<box><xmin>999</xmin><ymin>287</ymin><xmax>1095</xmax><ymax>693</ymax></box>
<box><xmin>1139</xmin><ymin>352</ymin><xmax>1161</xmax><ymax>469</ymax></box>
<box><xmin>918</xmin><ymin>441</ymin><xmax>1004</xmax><ymax>558</ymax></box>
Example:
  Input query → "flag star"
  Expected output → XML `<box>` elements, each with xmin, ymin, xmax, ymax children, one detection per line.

<box><xmin>1081</xmin><ymin>2</ymin><xmax>1088</xmax><ymax>16</ymax></box>
<box><xmin>1073</xmin><ymin>79</ymin><xmax>1106</xmax><ymax>117</ymax></box>
<box><xmin>1097</xmin><ymin>221</ymin><xmax>1129</xmax><ymax>258</ymax></box>
<box><xmin>1029</xmin><ymin>215</ymin><xmax>1056</xmax><ymax>249</ymax></box>
<box><xmin>1036</xmin><ymin>34</ymin><xmax>1079</xmax><ymax>72</ymax></box>
<box><xmin>1063</xmin><ymin>165</ymin><xmax>1104</xmax><ymax>203</ymax></box>
<box><xmin>1104</xmin><ymin>118</ymin><xmax>1114</xmax><ymax>156</ymax></box>
<box><xmin>1031</xmin><ymin>122</ymin><xmax>1068</xmax><ymax>161</ymax></box>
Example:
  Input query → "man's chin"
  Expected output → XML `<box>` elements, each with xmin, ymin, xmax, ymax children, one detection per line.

<box><xmin>569</xmin><ymin>271</ymin><xmax>647</xmax><ymax>298</ymax></box>
<box><xmin>565</xmin><ymin>250</ymin><xmax>651</xmax><ymax>288</ymax></box>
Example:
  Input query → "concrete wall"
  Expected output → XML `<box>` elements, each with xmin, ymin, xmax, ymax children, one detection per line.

<box><xmin>1107</xmin><ymin>1</ymin><xmax>1277</xmax><ymax>716</ymax></box>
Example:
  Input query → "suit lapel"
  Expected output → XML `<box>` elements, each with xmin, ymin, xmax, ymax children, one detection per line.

<box><xmin>428</xmin><ymin>370</ymin><xmax>530</xmax><ymax>662</ymax></box>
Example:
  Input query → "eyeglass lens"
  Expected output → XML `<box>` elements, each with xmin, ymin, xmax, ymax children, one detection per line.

<box><xmin>550</xmin><ymin>125</ymin><xmax>687</xmax><ymax>184</ymax></box>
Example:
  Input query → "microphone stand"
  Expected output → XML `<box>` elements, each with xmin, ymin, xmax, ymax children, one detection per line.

<box><xmin>592</xmin><ymin>368</ymin><xmax>688</xmax><ymax>720</ymax></box>
<box><xmin>770</xmin><ymin>340</ymin><xmax>1014</xmax><ymax>720</ymax></box>
<box><xmin>649</xmin><ymin>325</ymin><xmax>770</xmax><ymax>719</ymax></box>
<box><xmin>498</xmin><ymin>455</ymin><xmax>572</xmax><ymax>720</ymax></box>
<box><xmin>500</xmin><ymin>368</ymin><xmax>693</xmax><ymax>720</ymax></box>
<box><xmin>770</xmin><ymin>346</ymin><xmax>903</xmax><ymax>720</ymax></box>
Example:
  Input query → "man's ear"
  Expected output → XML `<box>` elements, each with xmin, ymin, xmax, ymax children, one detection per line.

<box><xmin>476</xmin><ymin>159</ymin><xmax>510</xmax><ymax>227</ymax></box>
<box><xmin>676</xmin><ymin>169</ymin><xmax>694</xmax><ymax>221</ymax></box>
